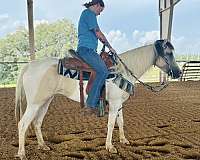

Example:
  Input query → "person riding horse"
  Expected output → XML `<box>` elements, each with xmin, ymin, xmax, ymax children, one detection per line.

<box><xmin>76</xmin><ymin>0</ymin><xmax>117</xmax><ymax>115</ymax></box>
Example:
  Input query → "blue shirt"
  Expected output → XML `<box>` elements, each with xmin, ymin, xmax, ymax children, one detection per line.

<box><xmin>78</xmin><ymin>9</ymin><xmax>99</xmax><ymax>50</ymax></box>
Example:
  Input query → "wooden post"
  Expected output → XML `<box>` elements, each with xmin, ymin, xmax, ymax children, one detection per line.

<box><xmin>27</xmin><ymin>0</ymin><xmax>35</xmax><ymax>60</ymax></box>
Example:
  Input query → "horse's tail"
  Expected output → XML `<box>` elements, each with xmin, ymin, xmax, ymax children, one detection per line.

<box><xmin>15</xmin><ymin>64</ymin><xmax>29</xmax><ymax>126</ymax></box>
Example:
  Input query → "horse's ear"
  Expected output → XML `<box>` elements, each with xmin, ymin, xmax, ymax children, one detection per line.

<box><xmin>162</xmin><ymin>39</ymin><xmax>168</xmax><ymax>49</ymax></box>
<box><xmin>166</xmin><ymin>41</ymin><xmax>174</xmax><ymax>50</ymax></box>
<box><xmin>154</xmin><ymin>40</ymin><xmax>165</xmax><ymax>56</ymax></box>
<box><xmin>162</xmin><ymin>39</ymin><xmax>174</xmax><ymax>50</ymax></box>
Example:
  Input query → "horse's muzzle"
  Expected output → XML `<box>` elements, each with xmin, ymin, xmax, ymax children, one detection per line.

<box><xmin>170</xmin><ymin>69</ymin><xmax>182</xmax><ymax>79</ymax></box>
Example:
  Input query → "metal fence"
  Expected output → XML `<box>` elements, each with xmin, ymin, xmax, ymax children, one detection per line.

<box><xmin>140</xmin><ymin>61</ymin><xmax>200</xmax><ymax>82</ymax></box>
<box><xmin>0</xmin><ymin>60</ymin><xmax>200</xmax><ymax>87</ymax></box>
<box><xmin>180</xmin><ymin>61</ymin><xmax>200</xmax><ymax>81</ymax></box>
<box><xmin>0</xmin><ymin>61</ymin><xmax>28</xmax><ymax>87</ymax></box>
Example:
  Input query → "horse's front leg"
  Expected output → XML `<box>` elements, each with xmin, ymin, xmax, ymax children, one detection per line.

<box><xmin>116</xmin><ymin>108</ymin><xmax>130</xmax><ymax>145</ymax></box>
<box><xmin>106</xmin><ymin>101</ymin><xmax>120</xmax><ymax>153</ymax></box>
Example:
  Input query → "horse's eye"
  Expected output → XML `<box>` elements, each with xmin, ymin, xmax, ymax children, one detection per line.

<box><xmin>166</xmin><ymin>51</ymin><xmax>172</xmax><ymax>55</ymax></box>
<box><xmin>165</xmin><ymin>48</ymin><xmax>173</xmax><ymax>55</ymax></box>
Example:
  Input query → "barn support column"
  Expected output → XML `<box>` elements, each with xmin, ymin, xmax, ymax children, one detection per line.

<box><xmin>27</xmin><ymin>0</ymin><xmax>35</xmax><ymax>60</ymax></box>
<box><xmin>159</xmin><ymin>0</ymin><xmax>181</xmax><ymax>83</ymax></box>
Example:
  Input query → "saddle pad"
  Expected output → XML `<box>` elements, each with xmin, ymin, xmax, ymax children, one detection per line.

<box><xmin>58</xmin><ymin>59</ymin><xmax>133</xmax><ymax>95</ymax></box>
<box><xmin>58</xmin><ymin>59</ymin><xmax>115</xmax><ymax>80</ymax></box>
<box><xmin>58</xmin><ymin>59</ymin><xmax>90</xmax><ymax>80</ymax></box>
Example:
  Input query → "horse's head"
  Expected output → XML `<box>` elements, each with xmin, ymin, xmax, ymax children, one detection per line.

<box><xmin>154</xmin><ymin>40</ymin><xmax>182</xmax><ymax>79</ymax></box>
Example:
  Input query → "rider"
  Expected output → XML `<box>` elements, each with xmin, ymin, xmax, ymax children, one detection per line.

<box><xmin>76</xmin><ymin>0</ymin><xmax>117</xmax><ymax>115</ymax></box>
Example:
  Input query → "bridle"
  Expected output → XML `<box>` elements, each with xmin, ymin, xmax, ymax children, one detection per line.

<box><xmin>105</xmin><ymin>40</ymin><xmax>176</xmax><ymax>112</ymax></box>
<box><xmin>114</xmin><ymin>51</ymin><xmax>170</xmax><ymax>93</ymax></box>
<box><xmin>153</xmin><ymin>41</ymin><xmax>174</xmax><ymax>78</ymax></box>
<box><xmin>107</xmin><ymin>40</ymin><xmax>173</xmax><ymax>93</ymax></box>
<box><xmin>101</xmin><ymin>41</ymin><xmax>173</xmax><ymax>92</ymax></box>
<box><xmin>114</xmin><ymin>43</ymin><xmax>173</xmax><ymax>112</ymax></box>
<box><xmin>115</xmin><ymin>51</ymin><xmax>170</xmax><ymax>112</ymax></box>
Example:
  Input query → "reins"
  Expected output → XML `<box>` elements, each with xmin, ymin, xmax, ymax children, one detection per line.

<box><xmin>110</xmin><ymin>51</ymin><xmax>170</xmax><ymax>113</ymax></box>
<box><xmin>113</xmin><ymin>52</ymin><xmax>169</xmax><ymax>93</ymax></box>
<box><xmin>101</xmin><ymin>45</ymin><xmax>170</xmax><ymax>112</ymax></box>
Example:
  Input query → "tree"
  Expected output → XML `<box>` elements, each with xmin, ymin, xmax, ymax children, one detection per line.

<box><xmin>34</xmin><ymin>19</ymin><xmax>77</xmax><ymax>58</ymax></box>
<box><xmin>0</xmin><ymin>19</ymin><xmax>77</xmax><ymax>85</ymax></box>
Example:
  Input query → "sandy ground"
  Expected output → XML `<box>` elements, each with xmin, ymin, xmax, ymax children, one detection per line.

<box><xmin>0</xmin><ymin>81</ymin><xmax>200</xmax><ymax>160</ymax></box>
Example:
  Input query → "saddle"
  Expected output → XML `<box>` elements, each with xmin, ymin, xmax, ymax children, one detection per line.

<box><xmin>59</xmin><ymin>48</ymin><xmax>116</xmax><ymax>116</ymax></box>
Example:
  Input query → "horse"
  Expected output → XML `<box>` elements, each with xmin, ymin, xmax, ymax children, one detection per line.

<box><xmin>15</xmin><ymin>40</ymin><xmax>182</xmax><ymax>160</ymax></box>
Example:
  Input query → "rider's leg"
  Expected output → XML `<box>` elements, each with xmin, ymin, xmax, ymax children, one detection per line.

<box><xmin>77</xmin><ymin>47</ymin><xmax>109</xmax><ymax>108</ymax></box>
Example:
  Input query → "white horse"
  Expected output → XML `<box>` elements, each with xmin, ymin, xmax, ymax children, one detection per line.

<box><xmin>15</xmin><ymin>40</ymin><xmax>181</xmax><ymax>160</ymax></box>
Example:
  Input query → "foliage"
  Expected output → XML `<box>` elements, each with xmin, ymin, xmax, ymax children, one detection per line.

<box><xmin>34</xmin><ymin>19</ymin><xmax>77</xmax><ymax>58</ymax></box>
<box><xmin>175</xmin><ymin>54</ymin><xmax>200</xmax><ymax>61</ymax></box>
<box><xmin>0</xmin><ymin>19</ymin><xmax>77</xmax><ymax>85</ymax></box>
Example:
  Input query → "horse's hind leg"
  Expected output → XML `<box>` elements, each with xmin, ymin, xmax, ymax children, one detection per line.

<box><xmin>116</xmin><ymin>108</ymin><xmax>130</xmax><ymax>144</ymax></box>
<box><xmin>17</xmin><ymin>105</ymin><xmax>40</xmax><ymax>160</ymax></box>
<box><xmin>32</xmin><ymin>97</ymin><xmax>53</xmax><ymax>150</ymax></box>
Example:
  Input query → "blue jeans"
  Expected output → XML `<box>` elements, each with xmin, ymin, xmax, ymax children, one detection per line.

<box><xmin>77</xmin><ymin>47</ymin><xmax>109</xmax><ymax>108</ymax></box>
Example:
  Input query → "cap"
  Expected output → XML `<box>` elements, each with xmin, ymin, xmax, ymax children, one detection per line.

<box><xmin>91</xmin><ymin>0</ymin><xmax>104</xmax><ymax>7</ymax></box>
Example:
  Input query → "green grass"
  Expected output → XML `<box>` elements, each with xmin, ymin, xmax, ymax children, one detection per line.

<box><xmin>0</xmin><ymin>83</ymin><xmax>16</xmax><ymax>88</ymax></box>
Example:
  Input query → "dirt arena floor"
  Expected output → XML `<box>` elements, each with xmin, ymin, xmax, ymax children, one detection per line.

<box><xmin>0</xmin><ymin>81</ymin><xmax>200</xmax><ymax>160</ymax></box>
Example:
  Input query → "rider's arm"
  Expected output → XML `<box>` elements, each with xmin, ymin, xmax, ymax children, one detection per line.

<box><xmin>93</xmin><ymin>28</ymin><xmax>117</xmax><ymax>53</ymax></box>
<box><xmin>94</xmin><ymin>28</ymin><xmax>112</xmax><ymax>49</ymax></box>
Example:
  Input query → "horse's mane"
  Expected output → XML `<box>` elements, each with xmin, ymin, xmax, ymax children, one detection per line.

<box><xmin>118</xmin><ymin>44</ymin><xmax>155</xmax><ymax>81</ymax></box>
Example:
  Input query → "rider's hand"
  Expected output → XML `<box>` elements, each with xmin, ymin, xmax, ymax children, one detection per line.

<box><xmin>109</xmin><ymin>47</ymin><xmax>117</xmax><ymax>55</ymax></box>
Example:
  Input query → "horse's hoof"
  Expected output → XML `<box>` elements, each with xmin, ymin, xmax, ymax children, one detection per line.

<box><xmin>38</xmin><ymin>144</ymin><xmax>51</xmax><ymax>151</ymax></box>
<box><xmin>120</xmin><ymin>138</ymin><xmax>130</xmax><ymax>145</ymax></box>
<box><xmin>15</xmin><ymin>154</ymin><xmax>27</xmax><ymax>160</ymax></box>
<box><xmin>107</xmin><ymin>146</ymin><xmax>118</xmax><ymax>154</ymax></box>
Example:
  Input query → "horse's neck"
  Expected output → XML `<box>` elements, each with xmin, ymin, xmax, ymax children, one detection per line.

<box><xmin>119</xmin><ymin>44</ymin><xmax>155</xmax><ymax>82</ymax></box>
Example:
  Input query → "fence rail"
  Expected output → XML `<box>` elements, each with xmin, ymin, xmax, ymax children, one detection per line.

<box><xmin>0</xmin><ymin>61</ymin><xmax>29</xmax><ymax>87</ymax></box>
<box><xmin>180</xmin><ymin>61</ymin><xmax>200</xmax><ymax>81</ymax></box>
<box><xmin>0</xmin><ymin>61</ymin><xmax>200</xmax><ymax>86</ymax></box>
<box><xmin>0</xmin><ymin>61</ymin><xmax>28</xmax><ymax>64</ymax></box>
